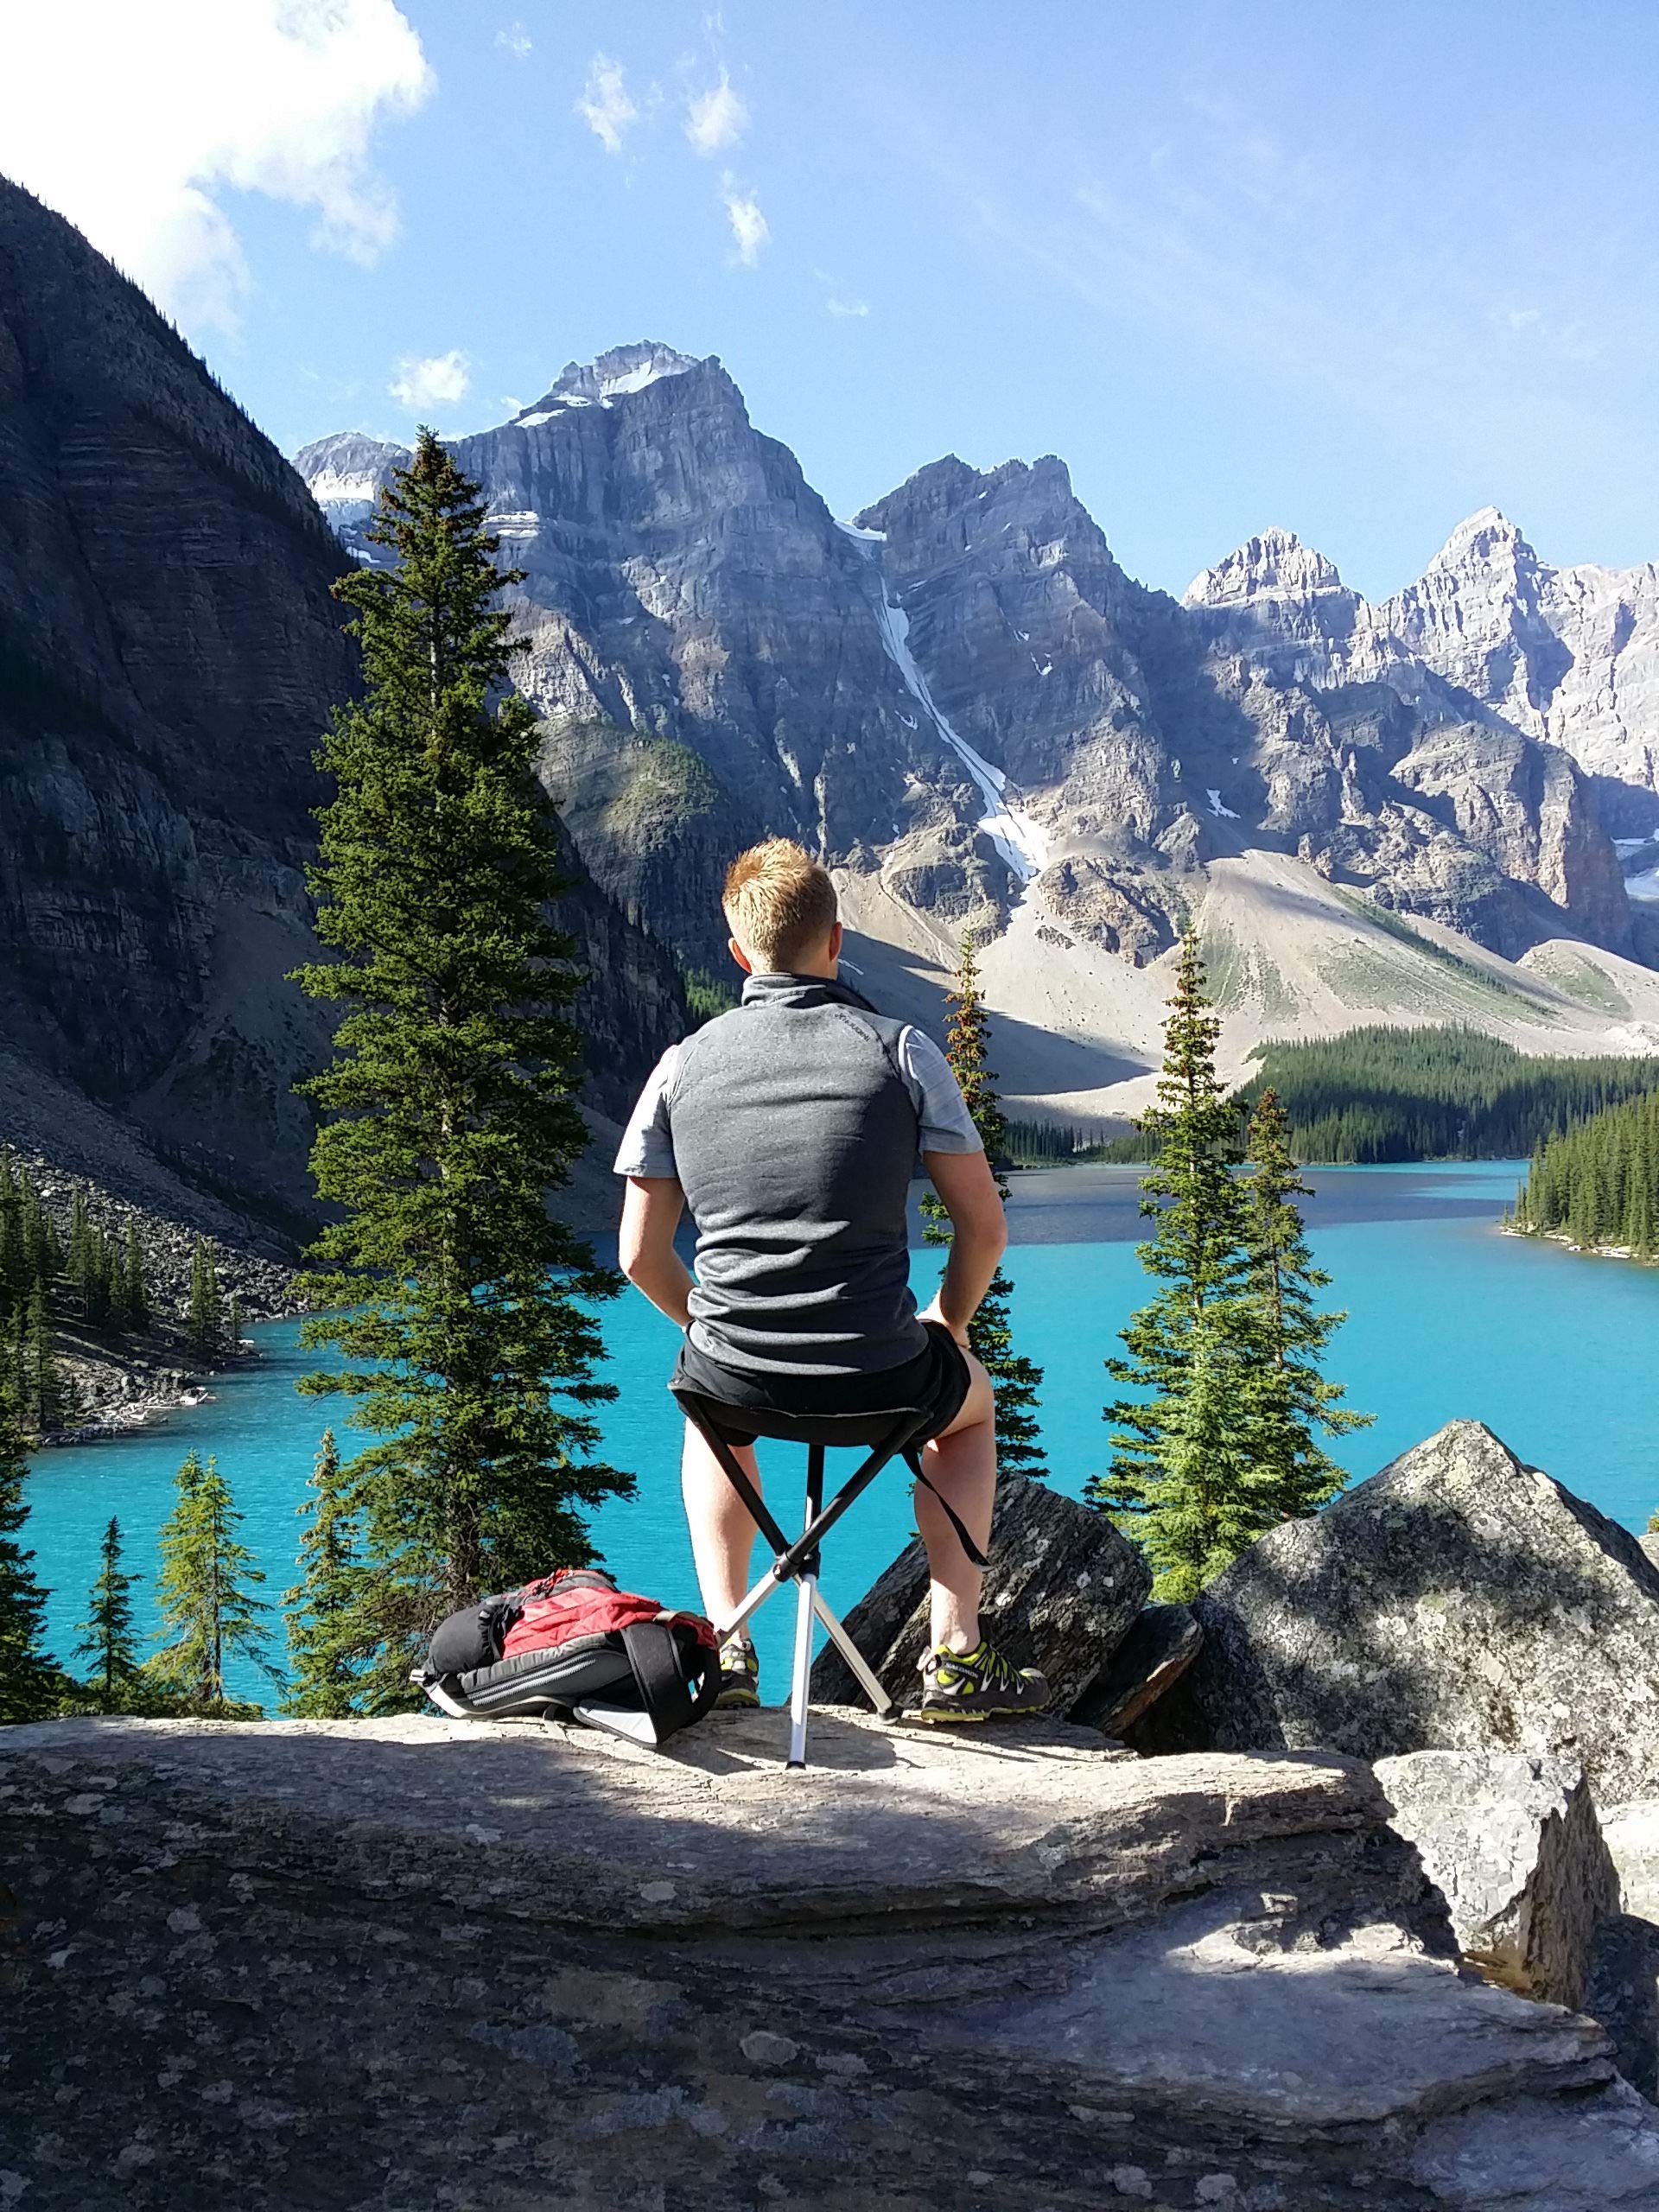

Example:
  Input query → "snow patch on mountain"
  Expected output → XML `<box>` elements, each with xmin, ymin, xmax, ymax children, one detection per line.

<box><xmin>844</xmin><ymin>536</ymin><xmax>1048</xmax><ymax>884</ymax></box>
<box><xmin>293</xmin><ymin>431</ymin><xmax>410</xmax><ymax>530</ymax></box>
<box><xmin>516</xmin><ymin>341</ymin><xmax>701</xmax><ymax>422</ymax></box>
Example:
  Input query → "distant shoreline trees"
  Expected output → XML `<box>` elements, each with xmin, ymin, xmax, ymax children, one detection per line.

<box><xmin>1512</xmin><ymin>1090</ymin><xmax>1659</xmax><ymax>1255</ymax></box>
<box><xmin>290</xmin><ymin>429</ymin><xmax>631</xmax><ymax>1708</ymax></box>
<box><xmin>1006</xmin><ymin>1027</ymin><xmax>1659</xmax><ymax>1171</ymax></box>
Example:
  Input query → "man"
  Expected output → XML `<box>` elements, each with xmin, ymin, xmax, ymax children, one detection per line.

<box><xmin>613</xmin><ymin>837</ymin><xmax>1047</xmax><ymax>1722</ymax></box>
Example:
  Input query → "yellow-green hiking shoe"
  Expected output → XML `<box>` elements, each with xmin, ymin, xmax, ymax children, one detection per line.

<box><xmin>716</xmin><ymin>1635</ymin><xmax>760</xmax><ymax>1709</ymax></box>
<box><xmin>916</xmin><ymin>1638</ymin><xmax>1049</xmax><ymax>1723</ymax></box>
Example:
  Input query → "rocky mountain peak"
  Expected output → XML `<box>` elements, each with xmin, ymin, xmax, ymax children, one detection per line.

<box><xmin>293</xmin><ymin>429</ymin><xmax>410</xmax><ymax>529</ymax></box>
<box><xmin>516</xmin><ymin>340</ymin><xmax>702</xmax><ymax>421</ymax></box>
<box><xmin>1424</xmin><ymin>505</ymin><xmax>1534</xmax><ymax>574</ymax></box>
<box><xmin>1184</xmin><ymin>527</ymin><xmax>1348</xmax><ymax>609</ymax></box>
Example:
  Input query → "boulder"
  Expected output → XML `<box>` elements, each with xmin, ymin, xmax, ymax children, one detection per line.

<box><xmin>809</xmin><ymin>1471</ymin><xmax>1152</xmax><ymax>1713</ymax></box>
<box><xmin>1587</xmin><ymin>1915</ymin><xmax>1659</xmax><ymax>2102</ymax></box>
<box><xmin>1071</xmin><ymin>1600</ymin><xmax>1203</xmax><ymax>1734</ymax></box>
<box><xmin>1605</xmin><ymin>1800</ymin><xmax>1659</xmax><ymax>1921</ymax></box>
<box><xmin>1188</xmin><ymin>1421</ymin><xmax>1659</xmax><ymax>1802</ymax></box>
<box><xmin>1375</xmin><ymin>1750</ymin><xmax>1618</xmax><ymax>2009</ymax></box>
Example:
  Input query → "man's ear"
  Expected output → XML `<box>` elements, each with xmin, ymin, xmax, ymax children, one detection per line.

<box><xmin>728</xmin><ymin>934</ymin><xmax>754</xmax><ymax>975</ymax></box>
<box><xmin>829</xmin><ymin>920</ymin><xmax>844</xmax><ymax>963</ymax></box>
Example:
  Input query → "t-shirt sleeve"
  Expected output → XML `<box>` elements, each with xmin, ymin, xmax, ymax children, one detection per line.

<box><xmin>899</xmin><ymin>1028</ymin><xmax>983</xmax><ymax>1154</ymax></box>
<box><xmin>612</xmin><ymin>1046</ymin><xmax>683</xmax><ymax>1179</ymax></box>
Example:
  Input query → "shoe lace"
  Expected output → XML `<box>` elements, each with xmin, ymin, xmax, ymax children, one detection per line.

<box><xmin>976</xmin><ymin>1640</ymin><xmax>1020</xmax><ymax>1690</ymax></box>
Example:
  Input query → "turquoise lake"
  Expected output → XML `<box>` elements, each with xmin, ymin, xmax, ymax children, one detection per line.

<box><xmin>23</xmin><ymin>1160</ymin><xmax>1659</xmax><ymax>1702</ymax></box>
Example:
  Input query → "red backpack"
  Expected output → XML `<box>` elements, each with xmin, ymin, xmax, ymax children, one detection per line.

<box><xmin>418</xmin><ymin>1568</ymin><xmax>720</xmax><ymax>1745</ymax></box>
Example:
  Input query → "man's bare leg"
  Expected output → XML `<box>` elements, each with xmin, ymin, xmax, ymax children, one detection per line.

<box><xmin>681</xmin><ymin>1417</ymin><xmax>764</xmax><ymax>1630</ymax></box>
<box><xmin>913</xmin><ymin>1350</ymin><xmax>997</xmax><ymax>1652</ymax></box>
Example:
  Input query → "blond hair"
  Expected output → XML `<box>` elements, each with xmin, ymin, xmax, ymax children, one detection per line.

<box><xmin>721</xmin><ymin>838</ymin><xmax>838</xmax><ymax>969</ymax></box>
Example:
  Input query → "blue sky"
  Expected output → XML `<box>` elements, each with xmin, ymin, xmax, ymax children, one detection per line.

<box><xmin>4</xmin><ymin>1</ymin><xmax>1657</xmax><ymax>600</ymax></box>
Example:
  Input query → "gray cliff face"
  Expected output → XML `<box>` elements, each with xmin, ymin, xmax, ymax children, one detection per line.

<box><xmin>861</xmin><ymin>456</ymin><xmax>1631</xmax><ymax>957</ymax></box>
<box><xmin>442</xmin><ymin>349</ymin><xmax>956</xmax><ymax>968</ymax></box>
<box><xmin>857</xmin><ymin>454</ymin><xmax>1175</xmax><ymax>845</ymax></box>
<box><xmin>1189</xmin><ymin>515</ymin><xmax>1655</xmax><ymax>909</ymax></box>
<box><xmin>0</xmin><ymin>176</ymin><xmax>354</xmax><ymax>1213</ymax></box>
<box><xmin>0</xmin><ymin>194</ymin><xmax>685</xmax><ymax>1221</ymax></box>
<box><xmin>299</xmin><ymin>351</ymin><xmax>1647</xmax><ymax>977</ymax></box>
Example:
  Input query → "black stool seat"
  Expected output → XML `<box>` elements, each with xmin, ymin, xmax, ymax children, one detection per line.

<box><xmin>672</xmin><ymin>1389</ymin><xmax>930</xmax><ymax>1448</ymax></box>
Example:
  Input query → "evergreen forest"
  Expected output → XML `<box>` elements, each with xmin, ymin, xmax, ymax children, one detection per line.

<box><xmin>1012</xmin><ymin>1028</ymin><xmax>1659</xmax><ymax>1168</ymax></box>
<box><xmin>1512</xmin><ymin>1089</ymin><xmax>1659</xmax><ymax>1255</ymax></box>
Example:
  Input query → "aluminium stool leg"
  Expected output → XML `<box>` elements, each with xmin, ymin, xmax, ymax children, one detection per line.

<box><xmin>787</xmin><ymin>1443</ymin><xmax>826</xmax><ymax>1770</ymax></box>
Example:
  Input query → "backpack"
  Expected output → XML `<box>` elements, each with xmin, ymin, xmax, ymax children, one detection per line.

<box><xmin>416</xmin><ymin>1568</ymin><xmax>721</xmax><ymax>1746</ymax></box>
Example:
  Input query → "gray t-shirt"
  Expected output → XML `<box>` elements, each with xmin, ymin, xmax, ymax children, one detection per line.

<box><xmin>614</xmin><ymin>1024</ymin><xmax>982</xmax><ymax>1181</ymax></box>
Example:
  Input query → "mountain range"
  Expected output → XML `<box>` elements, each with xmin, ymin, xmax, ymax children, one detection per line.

<box><xmin>298</xmin><ymin>340</ymin><xmax>1659</xmax><ymax>1129</ymax></box>
<box><xmin>7</xmin><ymin>159</ymin><xmax>1659</xmax><ymax>1227</ymax></box>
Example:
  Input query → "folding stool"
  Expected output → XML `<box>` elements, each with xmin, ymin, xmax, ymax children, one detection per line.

<box><xmin>671</xmin><ymin>1387</ymin><xmax>988</xmax><ymax>1769</ymax></box>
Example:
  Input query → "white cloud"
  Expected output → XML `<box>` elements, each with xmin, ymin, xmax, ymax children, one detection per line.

<box><xmin>686</xmin><ymin>71</ymin><xmax>747</xmax><ymax>156</ymax></box>
<box><xmin>722</xmin><ymin>181</ymin><xmax>770</xmax><ymax>266</ymax></box>
<box><xmin>826</xmin><ymin>297</ymin><xmax>869</xmax><ymax>319</ymax></box>
<box><xmin>0</xmin><ymin>0</ymin><xmax>431</xmax><ymax>339</ymax></box>
<box><xmin>390</xmin><ymin>349</ymin><xmax>471</xmax><ymax>411</ymax></box>
<box><xmin>496</xmin><ymin>21</ymin><xmax>532</xmax><ymax>60</ymax></box>
<box><xmin>577</xmin><ymin>54</ymin><xmax>637</xmax><ymax>154</ymax></box>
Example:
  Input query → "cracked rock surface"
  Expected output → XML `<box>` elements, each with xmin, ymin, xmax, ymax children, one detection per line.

<box><xmin>4</xmin><ymin>1711</ymin><xmax>1659</xmax><ymax>2209</ymax></box>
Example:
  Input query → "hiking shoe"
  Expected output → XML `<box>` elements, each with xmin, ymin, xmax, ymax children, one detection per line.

<box><xmin>716</xmin><ymin>1635</ymin><xmax>760</xmax><ymax>1709</ymax></box>
<box><xmin>915</xmin><ymin>1638</ymin><xmax>1049</xmax><ymax>1723</ymax></box>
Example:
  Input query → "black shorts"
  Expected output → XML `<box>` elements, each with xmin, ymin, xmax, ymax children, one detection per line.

<box><xmin>671</xmin><ymin>1321</ymin><xmax>973</xmax><ymax>1444</ymax></box>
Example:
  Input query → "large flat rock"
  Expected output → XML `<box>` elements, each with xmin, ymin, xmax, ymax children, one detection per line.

<box><xmin>0</xmin><ymin>1708</ymin><xmax>1381</xmax><ymax>1936</ymax></box>
<box><xmin>7</xmin><ymin>1713</ymin><xmax>1659</xmax><ymax>2209</ymax></box>
<box><xmin>1191</xmin><ymin>1421</ymin><xmax>1659</xmax><ymax>1802</ymax></box>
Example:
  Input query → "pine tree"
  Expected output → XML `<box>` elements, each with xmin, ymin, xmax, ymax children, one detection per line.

<box><xmin>282</xmin><ymin>1430</ymin><xmax>362</xmax><ymax>1718</ymax></box>
<box><xmin>0</xmin><ymin>1372</ymin><xmax>60</xmax><ymax>1722</ymax></box>
<box><xmin>290</xmin><ymin>429</ymin><xmax>630</xmax><ymax>1707</ymax></box>
<box><xmin>121</xmin><ymin>1220</ymin><xmax>149</xmax><ymax>1333</ymax></box>
<box><xmin>188</xmin><ymin>1236</ymin><xmax>222</xmax><ymax>1363</ymax></box>
<box><xmin>148</xmin><ymin>1451</ymin><xmax>278</xmax><ymax>1713</ymax></box>
<box><xmin>1085</xmin><ymin>931</ymin><xmax>1260</xmax><ymax>1598</ymax></box>
<box><xmin>72</xmin><ymin>1516</ymin><xmax>146</xmax><ymax>1710</ymax></box>
<box><xmin>0</xmin><ymin>1154</ymin><xmax>20</xmax><ymax>1312</ymax></box>
<box><xmin>25</xmin><ymin>1286</ymin><xmax>66</xmax><ymax>1436</ymax></box>
<box><xmin>226</xmin><ymin>1294</ymin><xmax>243</xmax><ymax>1354</ymax></box>
<box><xmin>18</xmin><ymin>1169</ymin><xmax>57</xmax><ymax>1284</ymax></box>
<box><xmin>1240</xmin><ymin>1089</ymin><xmax>1372</xmax><ymax>1520</ymax></box>
<box><xmin>919</xmin><ymin>933</ymin><xmax>1046</xmax><ymax>1471</ymax></box>
<box><xmin>67</xmin><ymin>1184</ymin><xmax>89</xmax><ymax>1309</ymax></box>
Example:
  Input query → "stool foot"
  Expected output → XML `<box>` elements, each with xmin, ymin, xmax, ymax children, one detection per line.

<box><xmin>788</xmin><ymin>1565</ymin><xmax>816</xmax><ymax>1767</ymax></box>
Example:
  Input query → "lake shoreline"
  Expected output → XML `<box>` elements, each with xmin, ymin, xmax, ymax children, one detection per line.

<box><xmin>1501</xmin><ymin>1222</ymin><xmax>1659</xmax><ymax>1267</ymax></box>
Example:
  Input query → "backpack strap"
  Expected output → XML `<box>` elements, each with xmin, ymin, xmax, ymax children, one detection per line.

<box><xmin>903</xmin><ymin>1446</ymin><xmax>990</xmax><ymax>1570</ymax></box>
<box><xmin>620</xmin><ymin>1621</ymin><xmax>719</xmax><ymax>1743</ymax></box>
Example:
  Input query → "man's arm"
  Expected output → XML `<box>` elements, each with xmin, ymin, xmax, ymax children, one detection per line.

<box><xmin>619</xmin><ymin>1176</ymin><xmax>694</xmax><ymax>1329</ymax></box>
<box><xmin>917</xmin><ymin>1147</ymin><xmax>1007</xmax><ymax>1344</ymax></box>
